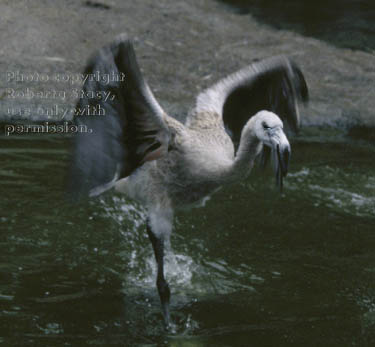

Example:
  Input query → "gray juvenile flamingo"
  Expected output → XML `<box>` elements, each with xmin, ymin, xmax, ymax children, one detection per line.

<box><xmin>68</xmin><ymin>34</ymin><xmax>308</xmax><ymax>327</ymax></box>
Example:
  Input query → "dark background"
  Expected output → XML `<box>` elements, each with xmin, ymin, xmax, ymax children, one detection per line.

<box><xmin>221</xmin><ymin>0</ymin><xmax>375</xmax><ymax>52</ymax></box>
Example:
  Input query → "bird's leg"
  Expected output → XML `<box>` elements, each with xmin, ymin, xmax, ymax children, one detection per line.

<box><xmin>146</xmin><ymin>221</ymin><xmax>171</xmax><ymax>327</ymax></box>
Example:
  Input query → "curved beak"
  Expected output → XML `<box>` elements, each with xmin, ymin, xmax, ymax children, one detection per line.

<box><xmin>269</xmin><ymin>128</ymin><xmax>291</xmax><ymax>191</ymax></box>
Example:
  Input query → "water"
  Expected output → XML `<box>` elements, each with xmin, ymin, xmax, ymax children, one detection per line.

<box><xmin>219</xmin><ymin>0</ymin><xmax>375</xmax><ymax>52</ymax></box>
<box><xmin>1</xmin><ymin>129</ymin><xmax>374</xmax><ymax>346</ymax></box>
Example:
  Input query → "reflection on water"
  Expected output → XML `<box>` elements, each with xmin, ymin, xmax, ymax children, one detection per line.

<box><xmin>0</xmin><ymin>130</ymin><xmax>375</xmax><ymax>346</ymax></box>
<box><xmin>219</xmin><ymin>0</ymin><xmax>375</xmax><ymax>52</ymax></box>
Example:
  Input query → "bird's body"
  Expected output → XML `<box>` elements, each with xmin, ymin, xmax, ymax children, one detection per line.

<box><xmin>68</xmin><ymin>34</ymin><xmax>309</xmax><ymax>328</ymax></box>
<box><xmin>115</xmin><ymin>112</ymin><xmax>239</xmax><ymax>210</ymax></box>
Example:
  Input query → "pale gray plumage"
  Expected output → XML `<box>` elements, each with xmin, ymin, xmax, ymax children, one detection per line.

<box><xmin>68</xmin><ymin>34</ymin><xmax>308</xmax><ymax>328</ymax></box>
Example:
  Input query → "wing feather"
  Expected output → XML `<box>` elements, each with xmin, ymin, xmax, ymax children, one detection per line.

<box><xmin>68</xmin><ymin>34</ymin><xmax>169</xmax><ymax>199</ymax></box>
<box><xmin>194</xmin><ymin>56</ymin><xmax>308</xmax><ymax>144</ymax></box>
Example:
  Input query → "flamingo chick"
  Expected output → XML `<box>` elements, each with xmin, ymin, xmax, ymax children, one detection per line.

<box><xmin>68</xmin><ymin>34</ymin><xmax>308</xmax><ymax>327</ymax></box>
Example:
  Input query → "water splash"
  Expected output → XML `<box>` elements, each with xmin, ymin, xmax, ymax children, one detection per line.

<box><xmin>96</xmin><ymin>195</ymin><xmax>262</xmax><ymax>298</ymax></box>
<box><xmin>98</xmin><ymin>196</ymin><xmax>198</xmax><ymax>290</ymax></box>
<box><xmin>309</xmin><ymin>185</ymin><xmax>375</xmax><ymax>216</ymax></box>
<box><xmin>287</xmin><ymin>167</ymin><xmax>375</xmax><ymax>217</ymax></box>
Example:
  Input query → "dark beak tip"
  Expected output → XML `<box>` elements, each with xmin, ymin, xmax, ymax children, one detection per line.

<box><xmin>276</xmin><ymin>144</ymin><xmax>290</xmax><ymax>177</ymax></box>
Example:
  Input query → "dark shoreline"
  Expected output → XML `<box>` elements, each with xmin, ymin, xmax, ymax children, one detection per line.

<box><xmin>218</xmin><ymin>0</ymin><xmax>375</xmax><ymax>53</ymax></box>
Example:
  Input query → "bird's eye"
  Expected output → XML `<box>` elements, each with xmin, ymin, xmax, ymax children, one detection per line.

<box><xmin>262</xmin><ymin>122</ymin><xmax>270</xmax><ymax>130</ymax></box>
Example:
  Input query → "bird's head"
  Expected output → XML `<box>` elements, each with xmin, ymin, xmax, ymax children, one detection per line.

<box><xmin>253</xmin><ymin>111</ymin><xmax>291</xmax><ymax>189</ymax></box>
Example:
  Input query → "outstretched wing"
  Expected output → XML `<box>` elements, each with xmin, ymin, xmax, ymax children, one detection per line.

<box><xmin>193</xmin><ymin>56</ymin><xmax>308</xmax><ymax>145</ymax></box>
<box><xmin>68</xmin><ymin>34</ymin><xmax>170</xmax><ymax>199</ymax></box>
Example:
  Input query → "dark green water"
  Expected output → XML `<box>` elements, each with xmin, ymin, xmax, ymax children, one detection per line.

<box><xmin>220</xmin><ymin>0</ymin><xmax>375</xmax><ymax>52</ymax></box>
<box><xmin>1</xmin><ymin>130</ymin><xmax>375</xmax><ymax>346</ymax></box>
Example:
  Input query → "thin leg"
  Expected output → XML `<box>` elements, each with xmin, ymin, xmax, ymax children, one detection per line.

<box><xmin>146</xmin><ymin>223</ymin><xmax>171</xmax><ymax>327</ymax></box>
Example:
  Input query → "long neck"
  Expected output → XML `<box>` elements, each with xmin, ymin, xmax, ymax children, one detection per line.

<box><xmin>228</xmin><ymin>123</ymin><xmax>263</xmax><ymax>182</ymax></box>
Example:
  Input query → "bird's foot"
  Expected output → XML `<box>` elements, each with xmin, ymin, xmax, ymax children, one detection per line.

<box><xmin>164</xmin><ymin>318</ymin><xmax>177</xmax><ymax>334</ymax></box>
